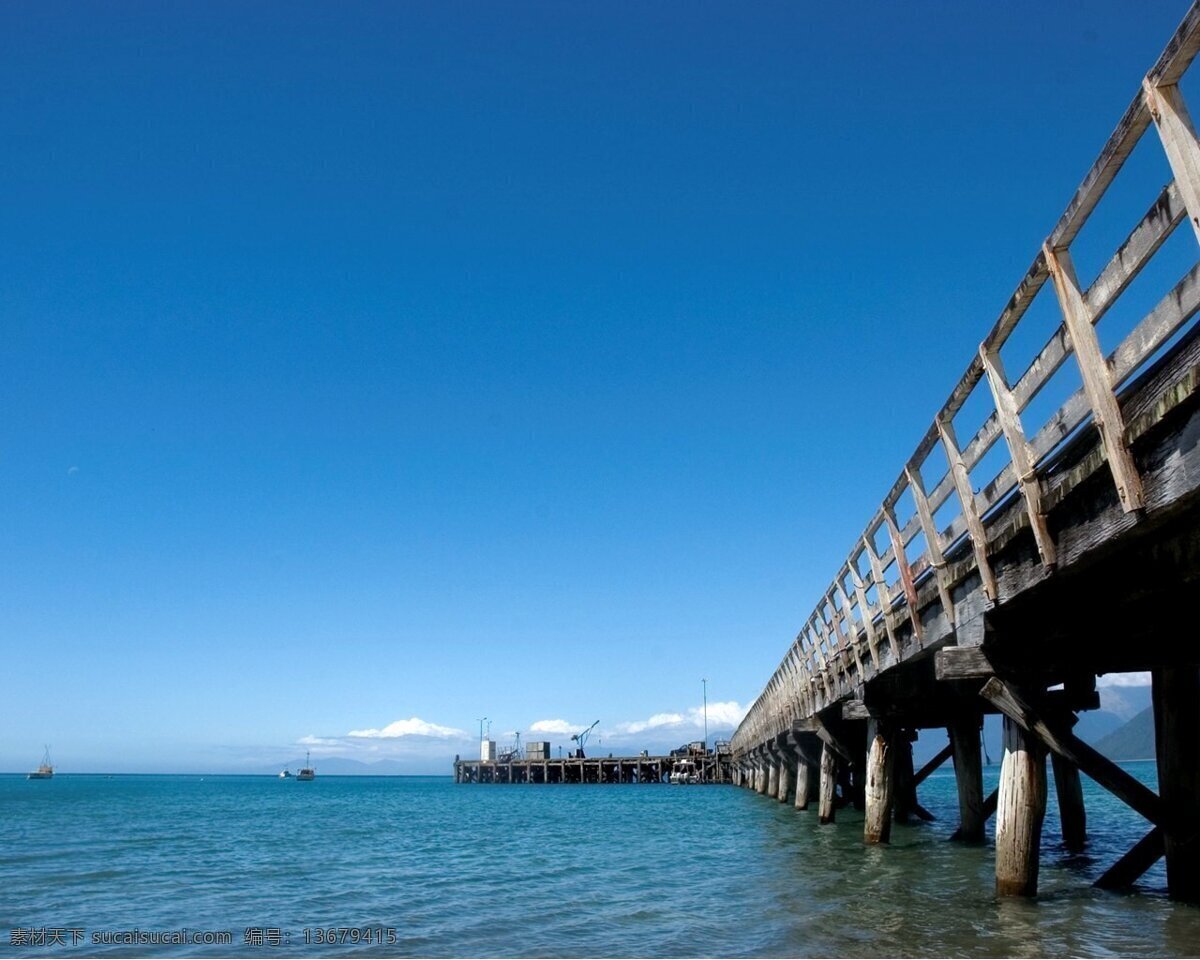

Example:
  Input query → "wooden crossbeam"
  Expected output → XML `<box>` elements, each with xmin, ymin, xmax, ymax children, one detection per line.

<box><xmin>914</xmin><ymin>742</ymin><xmax>955</xmax><ymax>786</ymax></box>
<box><xmin>935</xmin><ymin>416</ymin><xmax>998</xmax><ymax>602</ymax></box>
<box><xmin>1096</xmin><ymin>828</ymin><xmax>1165</xmax><ymax>889</ymax></box>
<box><xmin>979</xmin><ymin>346</ymin><xmax>1057</xmax><ymax>567</ymax></box>
<box><xmin>814</xmin><ymin>719</ymin><xmax>855</xmax><ymax>765</ymax></box>
<box><xmin>884</xmin><ymin>509</ymin><xmax>923</xmax><ymax>645</ymax></box>
<box><xmin>905</xmin><ymin>464</ymin><xmax>955</xmax><ymax>624</ymax></box>
<box><xmin>831</xmin><ymin>584</ymin><xmax>864</xmax><ymax>677</ymax></box>
<box><xmin>847</xmin><ymin>558</ymin><xmax>881</xmax><ymax>670</ymax></box>
<box><xmin>979</xmin><ymin>678</ymin><xmax>1162</xmax><ymax>825</ymax></box>
<box><xmin>1044</xmin><ymin>244</ymin><xmax>1145</xmax><ymax>513</ymax></box>
<box><xmin>863</xmin><ymin>535</ymin><xmax>901</xmax><ymax>663</ymax></box>
<box><xmin>935</xmin><ymin>646</ymin><xmax>994</xmax><ymax>681</ymax></box>
<box><xmin>1145</xmin><ymin>80</ymin><xmax>1200</xmax><ymax>244</ymax></box>
<box><xmin>949</xmin><ymin>787</ymin><xmax>999</xmax><ymax>842</ymax></box>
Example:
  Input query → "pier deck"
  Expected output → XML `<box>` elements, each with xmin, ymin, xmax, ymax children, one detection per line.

<box><xmin>455</xmin><ymin>754</ymin><xmax>731</xmax><ymax>784</ymax></box>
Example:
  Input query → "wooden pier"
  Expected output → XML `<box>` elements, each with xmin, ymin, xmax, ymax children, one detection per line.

<box><xmin>731</xmin><ymin>2</ymin><xmax>1200</xmax><ymax>903</ymax></box>
<box><xmin>455</xmin><ymin>753</ymin><xmax>732</xmax><ymax>784</ymax></box>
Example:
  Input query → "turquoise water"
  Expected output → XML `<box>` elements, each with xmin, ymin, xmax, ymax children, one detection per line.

<box><xmin>2</xmin><ymin>765</ymin><xmax>1199</xmax><ymax>957</ymax></box>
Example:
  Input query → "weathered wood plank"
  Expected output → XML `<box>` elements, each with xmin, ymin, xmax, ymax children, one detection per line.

<box><xmin>980</xmin><ymin>346</ymin><xmax>1057</xmax><ymax>566</ymax></box>
<box><xmin>1044</xmin><ymin>244</ymin><xmax>1144</xmax><ymax>512</ymax></box>
<box><xmin>863</xmin><ymin>535</ymin><xmax>901</xmax><ymax>663</ymax></box>
<box><xmin>1146</xmin><ymin>80</ymin><xmax>1200</xmax><ymax>245</ymax></box>
<box><xmin>936</xmin><ymin>416</ymin><xmax>998</xmax><ymax>601</ymax></box>
<box><xmin>885</xmin><ymin>509</ymin><xmax>923</xmax><ymax>645</ymax></box>
<box><xmin>1095</xmin><ymin>828</ymin><xmax>1165</xmax><ymax>889</ymax></box>
<box><xmin>914</xmin><ymin>741</ymin><xmax>954</xmax><ymax>786</ymax></box>
<box><xmin>906</xmin><ymin>464</ymin><xmax>955</xmax><ymax>623</ymax></box>
<box><xmin>935</xmin><ymin>647</ymin><xmax>994</xmax><ymax>681</ymax></box>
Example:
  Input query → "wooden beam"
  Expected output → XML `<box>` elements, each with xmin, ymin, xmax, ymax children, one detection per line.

<box><xmin>1145</xmin><ymin>79</ymin><xmax>1200</xmax><ymax>245</ymax></box>
<box><xmin>864</xmin><ymin>719</ymin><xmax>897</xmax><ymax>845</ymax></box>
<box><xmin>847</xmin><ymin>556</ymin><xmax>882</xmax><ymax>669</ymax></box>
<box><xmin>831</xmin><ymin>583</ymin><xmax>864</xmax><ymax>678</ymax></box>
<box><xmin>1052</xmin><ymin>753</ymin><xmax>1088</xmax><ymax>853</ymax></box>
<box><xmin>951</xmin><ymin>718</ymin><xmax>986</xmax><ymax>844</ymax></box>
<box><xmin>842</xmin><ymin>700</ymin><xmax>870</xmax><ymax>721</ymax></box>
<box><xmin>1044</xmin><ymin>244</ymin><xmax>1144</xmax><ymax>513</ymax></box>
<box><xmin>884</xmin><ymin>508</ymin><xmax>923</xmax><ymax>646</ymax></box>
<box><xmin>995</xmin><ymin>714</ymin><xmax>1048</xmax><ymax>897</ymax></box>
<box><xmin>979</xmin><ymin>678</ymin><xmax>1162</xmax><ymax>825</ymax></box>
<box><xmin>914</xmin><ymin>741</ymin><xmax>955</xmax><ymax>787</ymax></box>
<box><xmin>863</xmin><ymin>535</ymin><xmax>901</xmax><ymax>663</ymax></box>
<box><xmin>835</xmin><ymin>579</ymin><xmax>867</xmax><ymax>677</ymax></box>
<box><xmin>906</xmin><ymin>464</ymin><xmax>955</xmax><ymax>624</ymax></box>
<box><xmin>1153</xmin><ymin>666</ymin><xmax>1200</xmax><ymax>902</ymax></box>
<box><xmin>979</xmin><ymin>345</ymin><xmax>1057</xmax><ymax>567</ymax></box>
<box><xmin>818</xmin><ymin>741</ymin><xmax>838</xmax><ymax>824</ymax></box>
<box><xmin>1095</xmin><ymin>828</ymin><xmax>1165</xmax><ymax>890</ymax></box>
<box><xmin>936</xmin><ymin>416</ymin><xmax>998</xmax><ymax>602</ymax></box>
<box><xmin>935</xmin><ymin>646</ymin><xmax>994</xmax><ymax>681</ymax></box>
<box><xmin>815</xmin><ymin>720</ymin><xmax>855</xmax><ymax>765</ymax></box>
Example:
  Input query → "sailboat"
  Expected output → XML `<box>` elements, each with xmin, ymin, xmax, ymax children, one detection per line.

<box><xmin>28</xmin><ymin>746</ymin><xmax>54</xmax><ymax>780</ymax></box>
<box><xmin>296</xmin><ymin>751</ymin><xmax>315</xmax><ymax>781</ymax></box>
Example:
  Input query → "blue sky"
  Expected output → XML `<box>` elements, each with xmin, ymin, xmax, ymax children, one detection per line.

<box><xmin>1</xmin><ymin>2</ymin><xmax>1178</xmax><ymax>773</ymax></box>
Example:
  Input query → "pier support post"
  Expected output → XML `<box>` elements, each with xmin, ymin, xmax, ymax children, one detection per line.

<box><xmin>995</xmin><ymin>714</ymin><xmax>1047</xmax><ymax>897</ymax></box>
<box><xmin>818</xmin><ymin>741</ymin><xmax>838</xmax><ymax>824</ymax></box>
<box><xmin>1153</xmin><ymin>666</ymin><xmax>1200</xmax><ymax>903</ymax></box>
<box><xmin>796</xmin><ymin>752</ymin><xmax>818</xmax><ymax>810</ymax></box>
<box><xmin>893</xmin><ymin>734</ymin><xmax>916</xmax><ymax>823</ymax></box>
<box><xmin>767</xmin><ymin>760</ymin><xmax>780</xmax><ymax>799</ymax></box>
<box><xmin>756</xmin><ymin>761</ymin><xmax>768</xmax><ymax>795</ymax></box>
<box><xmin>777</xmin><ymin>759</ymin><xmax>791</xmax><ymax>803</ymax></box>
<box><xmin>951</xmin><ymin>716</ymin><xmax>985</xmax><ymax>843</ymax></box>
<box><xmin>794</xmin><ymin>757</ymin><xmax>810</xmax><ymax>809</ymax></box>
<box><xmin>863</xmin><ymin>719</ymin><xmax>896</xmax><ymax>844</ymax></box>
<box><xmin>1051</xmin><ymin>753</ymin><xmax>1087</xmax><ymax>852</ymax></box>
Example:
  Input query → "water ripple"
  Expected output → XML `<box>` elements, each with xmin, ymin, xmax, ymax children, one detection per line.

<box><xmin>2</xmin><ymin>770</ymin><xmax>1199</xmax><ymax>956</ymax></box>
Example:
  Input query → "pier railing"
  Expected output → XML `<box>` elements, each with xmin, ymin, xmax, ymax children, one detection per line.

<box><xmin>732</xmin><ymin>2</ymin><xmax>1200</xmax><ymax>757</ymax></box>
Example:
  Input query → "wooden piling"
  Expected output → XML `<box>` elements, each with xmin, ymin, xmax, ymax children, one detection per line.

<box><xmin>1153</xmin><ymin>666</ymin><xmax>1200</xmax><ymax>902</ymax></box>
<box><xmin>1051</xmin><ymin>753</ymin><xmax>1087</xmax><ymax>852</ymax></box>
<box><xmin>818</xmin><ymin>741</ymin><xmax>838</xmax><ymax>824</ymax></box>
<box><xmin>893</xmin><ymin>734</ymin><xmax>916</xmax><ymax>823</ymax></box>
<box><xmin>951</xmin><ymin>717</ymin><xmax>985</xmax><ymax>843</ymax></box>
<box><xmin>863</xmin><ymin>719</ymin><xmax>896</xmax><ymax>844</ymax></box>
<box><xmin>777</xmin><ymin>760</ymin><xmax>791</xmax><ymax>803</ymax></box>
<box><xmin>767</xmin><ymin>760</ymin><xmax>779</xmax><ymax>799</ymax></box>
<box><xmin>995</xmin><ymin>714</ymin><xmax>1047</xmax><ymax>897</ymax></box>
<box><xmin>795</xmin><ymin>751</ymin><xmax>818</xmax><ymax>810</ymax></box>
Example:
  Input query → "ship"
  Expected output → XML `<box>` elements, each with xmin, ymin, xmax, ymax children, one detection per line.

<box><xmin>28</xmin><ymin>746</ymin><xmax>54</xmax><ymax>780</ymax></box>
<box><xmin>296</xmin><ymin>751</ymin><xmax>315</xmax><ymax>781</ymax></box>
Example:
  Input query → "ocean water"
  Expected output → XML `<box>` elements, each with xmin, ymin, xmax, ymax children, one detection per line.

<box><xmin>2</xmin><ymin>764</ymin><xmax>1199</xmax><ymax>957</ymax></box>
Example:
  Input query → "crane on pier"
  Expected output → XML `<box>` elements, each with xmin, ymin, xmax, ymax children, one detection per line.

<box><xmin>570</xmin><ymin>720</ymin><xmax>599</xmax><ymax>758</ymax></box>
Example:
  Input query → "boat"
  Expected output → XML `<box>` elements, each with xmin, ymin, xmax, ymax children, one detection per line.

<box><xmin>28</xmin><ymin>746</ymin><xmax>54</xmax><ymax>780</ymax></box>
<box><xmin>669</xmin><ymin>758</ymin><xmax>700</xmax><ymax>784</ymax></box>
<box><xmin>296</xmin><ymin>751</ymin><xmax>315</xmax><ymax>781</ymax></box>
<box><xmin>278</xmin><ymin>768</ymin><xmax>292</xmax><ymax>779</ymax></box>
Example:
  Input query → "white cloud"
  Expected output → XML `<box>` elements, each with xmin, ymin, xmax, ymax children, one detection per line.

<box><xmin>614</xmin><ymin>712</ymin><xmax>685</xmax><ymax>735</ymax></box>
<box><xmin>1097</xmin><ymin>671</ymin><xmax>1152</xmax><ymax>688</ymax></box>
<box><xmin>687</xmin><ymin>700</ymin><xmax>746</xmax><ymax>727</ymax></box>
<box><xmin>346</xmin><ymin>717</ymin><xmax>468</xmax><ymax>739</ymax></box>
<box><xmin>611</xmin><ymin>701</ymin><xmax>747</xmax><ymax>738</ymax></box>
<box><xmin>298</xmin><ymin>735</ymin><xmax>341</xmax><ymax>747</ymax></box>
<box><xmin>529</xmin><ymin>719</ymin><xmax>586</xmax><ymax>736</ymax></box>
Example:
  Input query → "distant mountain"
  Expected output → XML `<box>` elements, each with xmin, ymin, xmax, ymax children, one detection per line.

<box><xmin>1094</xmin><ymin>706</ymin><xmax>1156</xmax><ymax>761</ymax></box>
